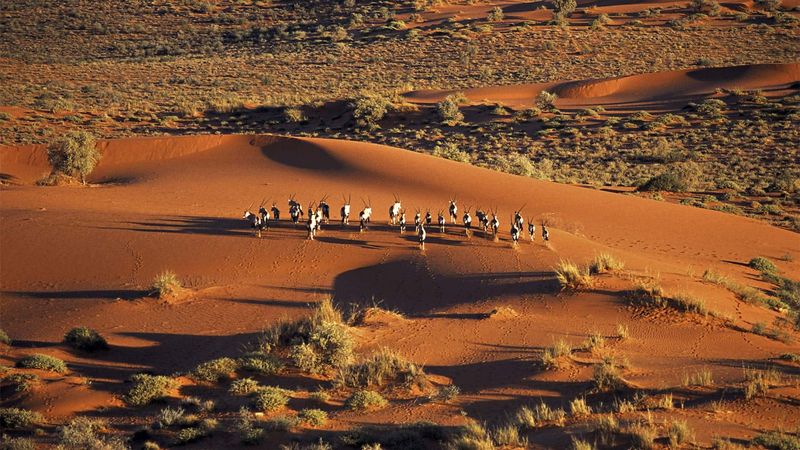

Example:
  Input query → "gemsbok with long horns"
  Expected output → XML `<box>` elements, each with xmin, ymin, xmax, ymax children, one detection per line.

<box><xmin>449</xmin><ymin>198</ymin><xmax>458</xmax><ymax>224</ymax></box>
<box><xmin>437</xmin><ymin>210</ymin><xmax>446</xmax><ymax>233</ymax></box>
<box><xmin>243</xmin><ymin>203</ymin><xmax>263</xmax><ymax>238</ymax></box>
<box><xmin>418</xmin><ymin>220</ymin><xmax>427</xmax><ymax>250</ymax></box>
<box><xmin>462</xmin><ymin>206</ymin><xmax>473</xmax><ymax>238</ymax></box>
<box><xmin>340</xmin><ymin>194</ymin><xmax>351</xmax><ymax>227</ymax></box>
<box><xmin>389</xmin><ymin>194</ymin><xmax>402</xmax><ymax>225</ymax></box>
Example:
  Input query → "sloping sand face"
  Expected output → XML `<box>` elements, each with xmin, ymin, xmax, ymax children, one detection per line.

<box><xmin>1</xmin><ymin>134</ymin><xmax>798</xmax><ymax>443</ymax></box>
<box><xmin>404</xmin><ymin>62</ymin><xmax>800</xmax><ymax>108</ymax></box>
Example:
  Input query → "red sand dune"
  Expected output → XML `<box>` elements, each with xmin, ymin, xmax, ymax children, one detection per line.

<box><xmin>1</xmin><ymin>134</ymin><xmax>798</xmax><ymax>442</ymax></box>
<box><xmin>404</xmin><ymin>62</ymin><xmax>800</xmax><ymax>108</ymax></box>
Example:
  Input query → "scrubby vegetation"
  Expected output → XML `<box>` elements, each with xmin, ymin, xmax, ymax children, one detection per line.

<box><xmin>64</xmin><ymin>327</ymin><xmax>108</xmax><ymax>351</ymax></box>
<box><xmin>555</xmin><ymin>260</ymin><xmax>594</xmax><ymax>290</ymax></box>
<box><xmin>44</xmin><ymin>131</ymin><xmax>99</xmax><ymax>185</ymax></box>
<box><xmin>0</xmin><ymin>329</ymin><xmax>10</xmax><ymax>345</ymax></box>
<box><xmin>345</xmin><ymin>390</ymin><xmax>388</xmax><ymax>410</ymax></box>
<box><xmin>152</xmin><ymin>271</ymin><xmax>181</xmax><ymax>298</ymax></box>
<box><xmin>0</xmin><ymin>408</ymin><xmax>43</xmax><ymax>429</ymax></box>
<box><xmin>16</xmin><ymin>354</ymin><xmax>67</xmax><ymax>373</ymax></box>
<box><xmin>191</xmin><ymin>357</ymin><xmax>239</xmax><ymax>383</ymax></box>
<box><xmin>125</xmin><ymin>374</ymin><xmax>179</xmax><ymax>406</ymax></box>
<box><xmin>58</xmin><ymin>417</ymin><xmax>127</xmax><ymax>450</ymax></box>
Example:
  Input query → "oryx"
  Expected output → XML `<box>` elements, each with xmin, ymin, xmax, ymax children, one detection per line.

<box><xmin>462</xmin><ymin>206</ymin><xmax>472</xmax><ymax>238</ymax></box>
<box><xmin>490</xmin><ymin>210</ymin><xmax>500</xmax><ymax>240</ymax></box>
<box><xmin>340</xmin><ymin>194</ymin><xmax>351</xmax><ymax>227</ymax></box>
<box><xmin>319</xmin><ymin>195</ymin><xmax>331</xmax><ymax>224</ymax></box>
<box><xmin>389</xmin><ymin>194</ymin><xmax>402</xmax><ymax>225</ymax></box>
<box><xmin>542</xmin><ymin>223</ymin><xmax>550</xmax><ymax>241</ymax></box>
<box><xmin>289</xmin><ymin>194</ymin><xmax>303</xmax><ymax>224</ymax></box>
<box><xmin>243</xmin><ymin>203</ymin><xmax>263</xmax><ymax>238</ymax></box>
<box><xmin>414</xmin><ymin>208</ymin><xmax>422</xmax><ymax>233</ymax></box>
<box><xmin>418</xmin><ymin>221</ymin><xmax>427</xmax><ymax>250</ymax></box>
<box><xmin>510</xmin><ymin>215</ymin><xmax>521</xmax><ymax>246</ymax></box>
<box><xmin>475</xmin><ymin>207</ymin><xmax>488</xmax><ymax>232</ymax></box>
<box><xmin>359</xmin><ymin>198</ymin><xmax>372</xmax><ymax>232</ymax></box>
<box><xmin>437</xmin><ymin>210</ymin><xmax>446</xmax><ymax>233</ymax></box>
<box><xmin>306</xmin><ymin>207</ymin><xmax>318</xmax><ymax>240</ymax></box>
<box><xmin>258</xmin><ymin>198</ymin><xmax>271</xmax><ymax>230</ymax></box>
<box><xmin>271</xmin><ymin>202</ymin><xmax>280</xmax><ymax>221</ymax></box>
<box><xmin>528</xmin><ymin>219</ymin><xmax>536</xmax><ymax>241</ymax></box>
<box><xmin>425</xmin><ymin>209</ymin><xmax>432</xmax><ymax>226</ymax></box>
<box><xmin>513</xmin><ymin>204</ymin><xmax>526</xmax><ymax>233</ymax></box>
<box><xmin>399</xmin><ymin>210</ymin><xmax>407</xmax><ymax>234</ymax></box>
<box><xmin>449</xmin><ymin>198</ymin><xmax>458</xmax><ymax>224</ymax></box>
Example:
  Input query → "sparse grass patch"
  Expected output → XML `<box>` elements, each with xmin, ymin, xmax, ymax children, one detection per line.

<box><xmin>346</xmin><ymin>390</ymin><xmax>388</xmax><ymax>410</ymax></box>
<box><xmin>229</xmin><ymin>378</ymin><xmax>260</xmax><ymax>396</ymax></box>
<box><xmin>668</xmin><ymin>419</ymin><xmax>694</xmax><ymax>448</ymax></box>
<box><xmin>0</xmin><ymin>408</ymin><xmax>43</xmax><ymax>429</ymax></box>
<box><xmin>58</xmin><ymin>417</ymin><xmax>126</xmax><ymax>449</ymax></box>
<box><xmin>432</xmin><ymin>384</ymin><xmax>460</xmax><ymax>403</ymax></box>
<box><xmin>571</xmin><ymin>438</ymin><xmax>594</xmax><ymax>450</ymax></box>
<box><xmin>156</xmin><ymin>406</ymin><xmax>185</xmax><ymax>428</ymax></box>
<box><xmin>594</xmin><ymin>415</ymin><xmax>619</xmax><ymax>446</ymax></box>
<box><xmin>671</xmin><ymin>292</ymin><xmax>709</xmax><ymax>316</ymax></box>
<box><xmin>17</xmin><ymin>354</ymin><xmax>67</xmax><ymax>373</ymax></box>
<box><xmin>749</xmin><ymin>256</ymin><xmax>777</xmax><ymax>273</ymax></box>
<box><xmin>125</xmin><ymin>374</ymin><xmax>179</xmax><ymax>406</ymax></box>
<box><xmin>555</xmin><ymin>259</ymin><xmax>594</xmax><ymax>290</ymax></box>
<box><xmin>541</xmin><ymin>338</ymin><xmax>573</xmax><ymax>369</ymax></box>
<box><xmin>627</xmin><ymin>423</ymin><xmax>657</xmax><ymax>449</ymax></box>
<box><xmin>569</xmin><ymin>397</ymin><xmax>592</xmax><ymax>417</ymax></box>
<box><xmin>589</xmin><ymin>253</ymin><xmax>624</xmax><ymax>274</ymax></box>
<box><xmin>0</xmin><ymin>329</ymin><xmax>10</xmax><ymax>345</ymax></box>
<box><xmin>64</xmin><ymin>327</ymin><xmax>108</xmax><ymax>351</ymax></box>
<box><xmin>752</xmin><ymin>431</ymin><xmax>800</xmax><ymax>450</ymax></box>
<box><xmin>492</xmin><ymin>423</ymin><xmax>527</xmax><ymax>447</ymax></box>
<box><xmin>593</xmin><ymin>357</ymin><xmax>625</xmax><ymax>391</ymax></box>
<box><xmin>238</xmin><ymin>351</ymin><xmax>283</xmax><ymax>375</ymax></box>
<box><xmin>337</xmin><ymin>347</ymin><xmax>429</xmax><ymax>391</ymax></box>
<box><xmin>682</xmin><ymin>368</ymin><xmax>714</xmax><ymax>387</ymax></box>
<box><xmin>3</xmin><ymin>373</ymin><xmax>40</xmax><ymax>392</ymax></box>
<box><xmin>616</xmin><ymin>324</ymin><xmax>629</xmax><ymax>340</ymax></box>
<box><xmin>191</xmin><ymin>357</ymin><xmax>240</xmax><ymax>383</ymax></box>
<box><xmin>743</xmin><ymin>367</ymin><xmax>781</xmax><ymax>400</ymax></box>
<box><xmin>152</xmin><ymin>271</ymin><xmax>181</xmax><ymax>298</ymax></box>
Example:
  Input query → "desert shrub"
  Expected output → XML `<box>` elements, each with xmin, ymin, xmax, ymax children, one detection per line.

<box><xmin>0</xmin><ymin>329</ymin><xmax>10</xmax><ymax>345</ymax></box>
<box><xmin>692</xmin><ymin>0</ymin><xmax>721</xmax><ymax>15</ymax></box>
<box><xmin>239</xmin><ymin>351</ymin><xmax>283</xmax><ymax>375</ymax></box>
<box><xmin>569</xmin><ymin>397</ymin><xmax>592</xmax><ymax>417</ymax></box>
<box><xmin>58</xmin><ymin>417</ymin><xmax>127</xmax><ymax>450</ymax></box>
<box><xmin>522</xmin><ymin>401</ymin><xmax>566</xmax><ymax>425</ymax></box>
<box><xmin>640</xmin><ymin>161</ymin><xmax>702</xmax><ymax>192</ymax></box>
<box><xmin>191</xmin><ymin>357</ymin><xmax>240</xmax><ymax>382</ymax></box>
<box><xmin>584</xmin><ymin>332</ymin><xmax>606</xmax><ymax>352</ymax></box>
<box><xmin>338</xmin><ymin>347</ymin><xmax>429</xmax><ymax>391</ymax></box>
<box><xmin>487</xmin><ymin>6</ymin><xmax>504</xmax><ymax>21</ymax></box>
<box><xmin>181</xmin><ymin>396</ymin><xmax>215</xmax><ymax>412</ymax></box>
<box><xmin>433</xmin><ymin>385</ymin><xmax>460</xmax><ymax>403</ymax></box>
<box><xmin>589</xmin><ymin>253</ymin><xmax>624</xmax><ymax>274</ymax></box>
<box><xmin>552</xmin><ymin>0</ymin><xmax>577</xmax><ymax>18</ymax></box>
<box><xmin>749</xmin><ymin>256</ymin><xmax>777</xmax><ymax>273</ymax></box>
<box><xmin>555</xmin><ymin>260</ymin><xmax>594</xmax><ymax>290</ymax></box>
<box><xmin>289</xmin><ymin>321</ymin><xmax>353</xmax><ymax>374</ymax></box>
<box><xmin>152</xmin><ymin>271</ymin><xmax>181</xmax><ymax>298</ymax></box>
<box><xmin>236</xmin><ymin>408</ymin><xmax>264</xmax><ymax>445</ymax></box>
<box><xmin>437</xmin><ymin>94</ymin><xmax>465</xmax><ymax>125</ymax></box>
<box><xmin>346</xmin><ymin>390</ymin><xmax>388</xmax><ymax>410</ymax></box>
<box><xmin>671</xmin><ymin>293</ymin><xmax>708</xmax><ymax>316</ymax></box>
<box><xmin>352</xmin><ymin>93</ymin><xmax>392</xmax><ymax>128</ymax></box>
<box><xmin>299</xmin><ymin>408</ymin><xmax>328</xmax><ymax>427</ymax></box>
<box><xmin>536</xmin><ymin>90</ymin><xmax>558</xmax><ymax>110</ymax></box>
<box><xmin>17</xmin><ymin>354</ymin><xmax>67</xmax><ymax>373</ymax></box>
<box><xmin>47</xmin><ymin>131</ymin><xmax>100</xmax><ymax>185</ymax></box>
<box><xmin>752</xmin><ymin>431</ymin><xmax>800</xmax><ymax>450</ymax></box>
<box><xmin>743</xmin><ymin>367</ymin><xmax>780</xmax><ymax>399</ymax></box>
<box><xmin>4</xmin><ymin>373</ymin><xmax>40</xmax><ymax>392</ymax></box>
<box><xmin>125</xmin><ymin>374</ymin><xmax>179</xmax><ymax>406</ymax></box>
<box><xmin>591</xmin><ymin>13</ymin><xmax>611</xmax><ymax>28</ymax></box>
<box><xmin>593</xmin><ymin>358</ymin><xmax>625</xmax><ymax>391</ymax></box>
<box><xmin>479</xmin><ymin>153</ymin><xmax>536</xmax><ymax>177</ymax></box>
<box><xmin>283</xmin><ymin>107</ymin><xmax>306</xmax><ymax>123</ymax></box>
<box><xmin>616</xmin><ymin>324</ymin><xmax>629</xmax><ymax>340</ymax></box>
<box><xmin>64</xmin><ymin>327</ymin><xmax>108</xmax><ymax>351</ymax></box>
<box><xmin>314</xmin><ymin>297</ymin><xmax>343</xmax><ymax>324</ymax></box>
<box><xmin>174</xmin><ymin>419</ymin><xmax>216</xmax><ymax>445</ymax></box>
<box><xmin>0</xmin><ymin>408</ymin><xmax>43</xmax><ymax>429</ymax></box>
<box><xmin>668</xmin><ymin>419</ymin><xmax>694</xmax><ymax>447</ymax></box>
<box><xmin>0</xmin><ymin>436</ymin><xmax>36</xmax><ymax>450</ymax></box>
<box><xmin>229</xmin><ymin>378</ymin><xmax>260</xmax><ymax>396</ymax></box>
<box><xmin>432</xmin><ymin>141</ymin><xmax>471</xmax><ymax>163</ymax></box>
<box><xmin>252</xmin><ymin>386</ymin><xmax>291</xmax><ymax>412</ymax></box>
<box><xmin>628</xmin><ymin>277</ymin><xmax>666</xmax><ymax>306</ymax></box>
<box><xmin>156</xmin><ymin>406</ymin><xmax>185</xmax><ymax>428</ymax></box>
<box><xmin>310</xmin><ymin>390</ymin><xmax>331</xmax><ymax>403</ymax></box>
<box><xmin>264</xmin><ymin>415</ymin><xmax>300</xmax><ymax>432</ymax></box>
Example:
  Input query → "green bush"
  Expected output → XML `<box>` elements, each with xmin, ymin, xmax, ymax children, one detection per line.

<box><xmin>640</xmin><ymin>161</ymin><xmax>702</xmax><ymax>192</ymax></box>
<box><xmin>487</xmin><ymin>6</ymin><xmax>504</xmax><ymax>21</ymax></box>
<box><xmin>432</xmin><ymin>141</ymin><xmax>471</xmax><ymax>163</ymax></box>
<box><xmin>289</xmin><ymin>322</ymin><xmax>353</xmax><ymax>374</ymax></box>
<box><xmin>229</xmin><ymin>378</ymin><xmax>260</xmax><ymax>396</ymax></box>
<box><xmin>346</xmin><ymin>390</ymin><xmax>388</xmax><ymax>410</ymax></box>
<box><xmin>299</xmin><ymin>408</ymin><xmax>328</xmax><ymax>427</ymax></box>
<box><xmin>536</xmin><ymin>90</ymin><xmax>558</xmax><ymax>110</ymax></box>
<box><xmin>17</xmin><ymin>354</ymin><xmax>67</xmax><ymax>373</ymax></box>
<box><xmin>749</xmin><ymin>256</ymin><xmax>777</xmax><ymax>273</ymax></box>
<box><xmin>436</xmin><ymin>93</ymin><xmax>466</xmax><ymax>125</ymax></box>
<box><xmin>589</xmin><ymin>253</ymin><xmax>624</xmax><ymax>274</ymax></box>
<box><xmin>0</xmin><ymin>436</ymin><xmax>36</xmax><ymax>450</ymax></box>
<box><xmin>47</xmin><ymin>131</ymin><xmax>100</xmax><ymax>185</ymax></box>
<box><xmin>752</xmin><ymin>431</ymin><xmax>800</xmax><ymax>450</ymax></box>
<box><xmin>552</xmin><ymin>0</ymin><xmax>577</xmax><ymax>17</ymax></box>
<box><xmin>58</xmin><ymin>417</ymin><xmax>126</xmax><ymax>450</ymax></box>
<box><xmin>4</xmin><ymin>373</ymin><xmax>40</xmax><ymax>392</ymax></box>
<box><xmin>593</xmin><ymin>358</ymin><xmax>625</xmax><ymax>391</ymax></box>
<box><xmin>64</xmin><ymin>327</ymin><xmax>108</xmax><ymax>351</ymax></box>
<box><xmin>352</xmin><ymin>93</ymin><xmax>392</xmax><ymax>128</ymax></box>
<box><xmin>338</xmin><ymin>347</ymin><xmax>429</xmax><ymax>391</ymax></box>
<box><xmin>191</xmin><ymin>357</ymin><xmax>240</xmax><ymax>383</ymax></box>
<box><xmin>0</xmin><ymin>408</ymin><xmax>43</xmax><ymax>429</ymax></box>
<box><xmin>125</xmin><ymin>374</ymin><xmax>179</xmax><ymax>406</ymax></box>
<box><xmin>252</xmin><ymin>386</ymin><xmax>291</xmax><ymax>412</ymax></box>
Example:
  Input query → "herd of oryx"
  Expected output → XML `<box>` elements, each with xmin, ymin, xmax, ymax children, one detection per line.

<box><xmin>243</xmin><ymin>194</ymin><xmax>550</xmax><ymax>249</ymax></box>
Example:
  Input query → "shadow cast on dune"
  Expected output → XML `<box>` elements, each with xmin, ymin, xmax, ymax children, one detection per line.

<box><xmin>333</xmin><ymin>259</ymin><xmax>558</xmax><ymax>315</ymax></box>
<box><xmin>4</xmin><ymin>289</ymin><xmax>147</xmax><ymax>301</ymax></box>
<box><xmin>104</xmin><ymin>215</ymin><xmax>311</xmax><ymax>238</ymax></box>
<box><xmin>258</xmin><ymin>137</ymin><xmax>347</xmax><ymax>172</ymax></box>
